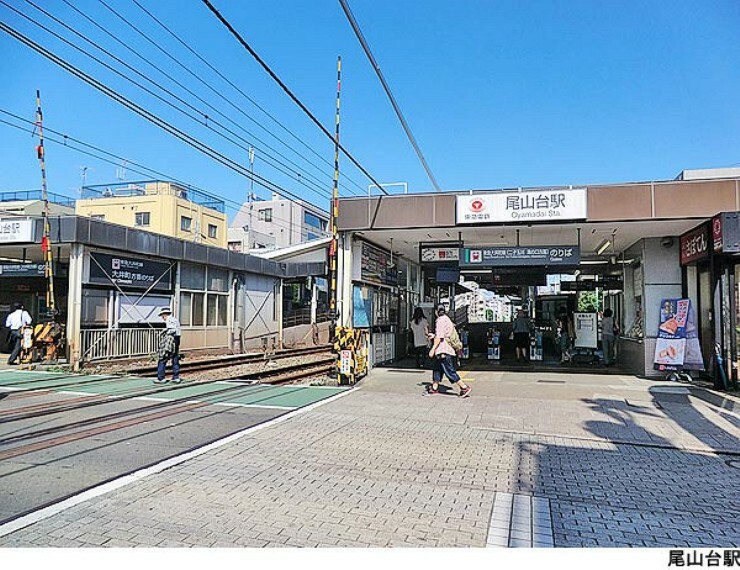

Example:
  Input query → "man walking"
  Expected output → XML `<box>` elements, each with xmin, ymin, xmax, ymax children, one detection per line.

<box><xmin>155</xmin><ymin>307</ymin><xmax>181</xmax><ymax>384</ymax></box>
<box><xmin>6</xmin><ymin>303</ymin><xmax>32</xmax><ymax>365</ymax></box>
<box><xmin>427</xmin><ymin>304</ymin><xmax>472</xmax><ymax>397</ymax></box>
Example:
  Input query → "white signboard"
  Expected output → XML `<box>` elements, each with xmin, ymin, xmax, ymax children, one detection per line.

<box><xmin>420</xmin><ymin>246</ymin><xmax>460</xmax><ymax>263</ymax></box>
<box><xmin>574</xmin><ymin>312</ymin><xmax>598</xmax><ymax>349</ymax></box>
<box><xmin>0</xmin><ymin>219</ymin><xmax>34</xmax><ymax>243</ymax></box>
<box><xmin>456</xmin><ymin>189</ymin><xmax>587</xmax><ymax>224</ymax></box>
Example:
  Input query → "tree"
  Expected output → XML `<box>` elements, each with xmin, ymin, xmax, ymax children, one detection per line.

<box><xmin>578</xmin><ymin>291</ymin><xmax>601</xmax><ymax>312</ymax></box>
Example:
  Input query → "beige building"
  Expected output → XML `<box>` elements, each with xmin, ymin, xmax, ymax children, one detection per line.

<box><xmin>75</xmin><ymin>180</ymin><xmax>227</xmax><ymax>248</ymax></box>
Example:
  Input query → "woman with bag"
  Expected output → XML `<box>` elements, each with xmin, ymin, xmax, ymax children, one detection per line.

<box><xmin>426</xmin><ymin>304</ymin><xmax>472</xmax><ymax>397</ymax></box>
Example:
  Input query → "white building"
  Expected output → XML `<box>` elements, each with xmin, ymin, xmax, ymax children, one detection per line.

<box><xmin>230</xmin><ymin>194</ymin><xmax>329</xmax><ymax>250</ymax></box>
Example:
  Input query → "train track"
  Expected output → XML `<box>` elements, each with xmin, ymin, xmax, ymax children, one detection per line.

<box><xmin>130</xmin><ymin>345</ymin><xmax>333</xmax><ymax>376</ymax></box>
<box><xmin>0</xmin><ymin>356</ymin><xmax>338</xmax><ymax>461</ymax></box>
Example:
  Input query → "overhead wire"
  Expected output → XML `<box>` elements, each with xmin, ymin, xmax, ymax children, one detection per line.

<box><xmin>125</xmin><ymin>0</ymin><xmax>370</xmax><ymax>197</ymax></box>
<box><xmin>0</xmin><ymin>115</ymin><xmax>329</xmax><ymax>240</ymax></box>
<box><xmin>199</xmin><ymin>0</ymin><xmax>391</xmax><ymax>196</ymax></box>
<box><xmin>3</xmin><ymin>0</ymin><xmax>334</xmax><ymax>203</ymax></box>
<box><xmin>0</xmin><ymin>21</ymin><xmax>325</xmax><ymax>210</ymax></box>
<box><xmin>47</xmin><ymin>0</ymin><xmax>358</xmax><ymax>198</ymax></box>
<box><xmin>338</xmin><ymin>0</ymin><xmax>442</xmax><ymax>192</ymax></box>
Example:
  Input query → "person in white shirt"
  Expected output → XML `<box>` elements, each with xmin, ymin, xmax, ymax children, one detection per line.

<box><xmin>6</xmin><ymin>302</ymin><xmax>32</xmax><ymax>365</ymax></box>
<box><xmin>409</xmin><ymin>307</ymin><xmax>430</xmax><ymax>368</ymax></box>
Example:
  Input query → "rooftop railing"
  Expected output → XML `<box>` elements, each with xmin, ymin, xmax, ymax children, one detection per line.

<box><xmin>0</xmin><ymin>189</ymin><xmax>76</xmax><ymax>207</ymax></box>
<box><xmin>81</xmin><ymin>180</ymin><xmax>226</xmax><ymax>213</ymax></box>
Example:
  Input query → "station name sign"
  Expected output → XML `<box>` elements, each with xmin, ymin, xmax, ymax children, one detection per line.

<box><xmin>456</xmin><ymin>188</ymin><xmax>587</xmax><ymax>225</ymax></box>
<box><xmin>0</xmin><ymin>219</ymin><xmax>35</xmax><ymax>243</ymax></box>
<box><xmin>460</xmin><ymin>246</ymin><xmax>580</xmax><ymax>267</ymax></box>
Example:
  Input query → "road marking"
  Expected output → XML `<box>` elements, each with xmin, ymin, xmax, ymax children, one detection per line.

<box><xmin>0</xmin><ymin>385</ymin><xmax>355</xmax><ymax>538</ymax></box>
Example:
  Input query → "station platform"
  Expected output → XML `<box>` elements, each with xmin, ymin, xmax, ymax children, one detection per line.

<box><xmin>1</xmin><ymin>366</ymin><xmax>739</xmax><ymax>548</ymax></box>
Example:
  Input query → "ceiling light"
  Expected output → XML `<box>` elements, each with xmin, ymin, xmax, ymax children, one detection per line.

<box><xmin>595</xmin><ymin>239</ymin><xmax>611</xmax><ymax>255</ymax></box>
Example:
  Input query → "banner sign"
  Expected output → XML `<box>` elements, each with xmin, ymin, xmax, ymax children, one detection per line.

<box><xmin>88</xmin><ymin>252</ymin><xmax>173</xmax><ymax>291</ymax></box>
<box><xmin>420</xmin><ymin>246</ymin><xmax>460</xmax><ymax>263</ymax></box>
<box><xmin>456</xmin><ymin>188</ymin><xmax>587</xmax><ymax>225</ymax></box>
<box><xmin>460</xmin><ymin>246</ymin><xmax>580</xmax><ymax>267</ymax></box>
<box><xmin>653</xmin><ymin>298</ymin><xmax>704</xmax><ymax>371</ymax></box>
<box><xmin>0</xmin><ymin>219</ymin><xmax>34</xmax><ymax>243</ymax></box>
<box><xmin>679</xmin><ymin>224</ymin><xmax>710</xmax><ymax>265</ymax></box>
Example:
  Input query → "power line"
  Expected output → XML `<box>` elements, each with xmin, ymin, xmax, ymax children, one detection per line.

<box><xmin>5</xmin><ymin>0</ymin><xmax>334</xmax><ymax>202</ymax></box>
<box><xmin>199</xmin><ymin>0</ymin><xmax>391</xmax><ymax>196</ymax></box>
<box><xmin>338</xmin><ymin>0</ymin><xmax>442</xmax><ymax>192</ymax></box>
<box><xmin>0</xmin><ymin>20</ymin><xmax>322</xmax><ymax>209</ymax></box>
<box><xmin>0</xmin><ymin>115</ymin><xmax>330</xmax><ymax>240</ymax></box>
<box><xmin>126</xmin><ymin>0</ymin><xmax>369</xmax><ymax>197</ymax></box>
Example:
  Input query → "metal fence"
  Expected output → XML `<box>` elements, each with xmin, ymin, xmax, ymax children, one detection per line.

<box><xmin>80</xmin><ymin>327</ymin><xmax>161</xmax><ymax>362</ymax></box>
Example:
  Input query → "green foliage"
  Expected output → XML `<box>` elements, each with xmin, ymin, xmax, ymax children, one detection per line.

<box><xmin>577</xmin><ymin>291</ymin><xmax>601</xmax><ymax>312</ymax></box>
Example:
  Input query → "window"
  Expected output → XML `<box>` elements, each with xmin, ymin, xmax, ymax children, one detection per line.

<box><xmin>304</xmin><ymin>211</ymin><xmax>327</xmax><ymax>231</ymax></box>
<box><xmin>91</xmin><ymin>214</ymin><xmax>105</xmax><ymax>221</ymax></box>
<box><xmin>135</xmin><ymin>212</ymin><xmax>151</xmax><ymax>227</ymax></box>
<box><xmin>180</xmin><ymin>263</ymin><xmax>205</xmax><ymax>290</ymax></box>
<box><xmin>208</xmin><ymin>224</ymin><xmax>218</xmax><ymax>239</ymax></box>
<box><xmin>179</xmin><ymin>292</ymin><xmax>204</xmax><ymax>326</ymax></box>
<box><xmin>228</xmin><ymin>241</ymin><xmax>242</xmax><ymax>252</ymax></box>
<box><xmin>258</xmin><ymin>208</ymin><xmax>272</xmax><ymax>222</ymax></box>
<box><xmin>181</xmin><ymin>216</ymin><xmax>192</xmax><ymax>232</ymax></box>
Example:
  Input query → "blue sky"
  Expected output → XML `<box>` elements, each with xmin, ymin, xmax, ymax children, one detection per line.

<box><xmin>1</xmin><ymin>0</ymin><xmax>739</xmax><ymax>221</ymax></box>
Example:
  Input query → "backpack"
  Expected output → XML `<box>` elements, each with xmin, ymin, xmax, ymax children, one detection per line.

<box><xmin>447</xmin><ymin>324</ymin><xmax>463</xmax><ymax>352</ymax></box>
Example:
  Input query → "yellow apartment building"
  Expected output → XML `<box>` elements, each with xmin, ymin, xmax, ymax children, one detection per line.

<box><xmin>75</xmin><ymin>180</ymin><xmax>227</xmax><ymax>248</ymax></box>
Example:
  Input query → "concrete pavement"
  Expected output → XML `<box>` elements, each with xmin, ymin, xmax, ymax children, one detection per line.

<box><xmin>0</xmin><ymin>366</ymin><xmax>738</xmax><ymax>548</ymax></box>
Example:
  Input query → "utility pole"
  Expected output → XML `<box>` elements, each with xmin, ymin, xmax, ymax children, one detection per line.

<box><xmin>247</xmin><ymin>146</ymin><xmax>255</xmax><ymax>250</ymax></box>
<box><xmin>35</xmin><ymin>90</ymin><xmax>56</xmax><ymax>318</ymax></box>
<box><xmin>329</xmin><ymin>56</ymin><xmax>341</xmax><ymax>337</ymax></box>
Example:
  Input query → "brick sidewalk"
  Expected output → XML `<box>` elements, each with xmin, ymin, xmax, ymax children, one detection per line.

<box><xmin>1</xmin><ymin>368</ymin><xmax>739</xmax><ymax>547</ymax></box>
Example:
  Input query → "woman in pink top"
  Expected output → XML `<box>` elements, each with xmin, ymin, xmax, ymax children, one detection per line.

<box><xmin>427</xmin><ymin>305</ymin><xmax>472</xmax><ymax>397</ymax></box>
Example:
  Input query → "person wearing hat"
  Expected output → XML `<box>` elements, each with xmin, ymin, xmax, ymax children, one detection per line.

<box><xmin>426</xmin><ymin>304</ymin><xmax>472</xmax><ymax>397</ymax></box>
<box><xmin>155</xmin><ymin>306</ymin><xmax>181</xmax><ymax>384</ymax></box>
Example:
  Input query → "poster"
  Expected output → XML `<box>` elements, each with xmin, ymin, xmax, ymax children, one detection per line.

<box><xmin>352</xmin><ymin>285</ymin><xmax>372</xmax><ymax>328</ymax></box>
<box><xmin>653</xmin><ymin>298</ymin><xmax>704</xmax><ymax>371</ymax></box>
<box><xmin>574</xmin><ymin>312</ymin><xmax>597</xmax><ymax>348</ymax></box>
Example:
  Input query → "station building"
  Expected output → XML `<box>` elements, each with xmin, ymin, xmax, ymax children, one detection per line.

<box><xmin>0</xmin><ymin>214</ymin><xmax>324</xmax><ymax>367</ymax></box>
<box><xmin>335</xmin><ymin>168</ymin><xmax>740</xmax><ymax>382</ymax></box>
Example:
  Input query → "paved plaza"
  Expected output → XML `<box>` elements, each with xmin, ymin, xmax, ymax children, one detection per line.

<box><xmin>1</xmin><ymin>367</ymin><xmax>739</xmax><ymax>548</ymax></box>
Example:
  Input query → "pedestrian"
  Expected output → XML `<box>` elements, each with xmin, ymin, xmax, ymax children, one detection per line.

<box><xmin>6</xmin><ymin>302</ymin><xmax>32</xmax><ymax>365</ymax></box>
<box><xmin>427</xmin><ymin>304</ymin><xmax>472</xmax><ymax>397</ymax></box>
<box><xmin>557</xmin><ymin>309</ymin><xmax>575</xmax><ymax>364</ymax></box>
<box><xmin>155</xmin><ymin>307</ymin><xmax>181</xmax><ymax>384</ymax></box>
<box><xmin>512</xmin><ymin>309</ymin><xmax>531</xmax><ymax>363</ymax></box>
<box><xmin>409</xmin><ymin>307</ymin><xmax>430</xmax><ymax>368</ymax></box>
<box><xmin>601</xmin><ymin>308</ymin><xmax>619</xmax><ymax>366</ymax></box>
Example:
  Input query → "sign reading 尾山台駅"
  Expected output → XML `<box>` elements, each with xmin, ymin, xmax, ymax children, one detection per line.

<box><xmin>456</xmin><ymin>189</ymin><xmax>587</xmax><ymax>225</ymax></box>
<box><xmin>460</xmin><ymin>246</ymin><xmax>580</xmax><ymax>267</ymax></box>
<box><xmin>679</xmin><ymin>224</ymin><xmax>710</xmax><ymax>265</ymax></box>
<box><xmin>0</xmin><ymin>219</ymin><xmax>35</xmax><ymax>243</ymax></box>
<box><xmin>88</xmin><ymin>252</ymin><xmax>173</xmax><ymax>290</ymax></box>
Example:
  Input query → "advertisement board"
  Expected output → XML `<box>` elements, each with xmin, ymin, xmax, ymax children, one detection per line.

<box><xmin>653</xmin><ymin>298</ymin><xmax>704</xmax><ymax>371</ymax></box>
<box><xmin>679</xmin><ymin>224</ymin><xmax>710</xmax><ymax>265</ymax></box>
<box><xmin>360</xmin><ymin>241</ymin><xmax>397</xmax><ymax>287</ymax></box>
<box><xmin>456</xmin><ymin>188</ymin><xmax>587</xmax><ymax>225</ymax></box>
